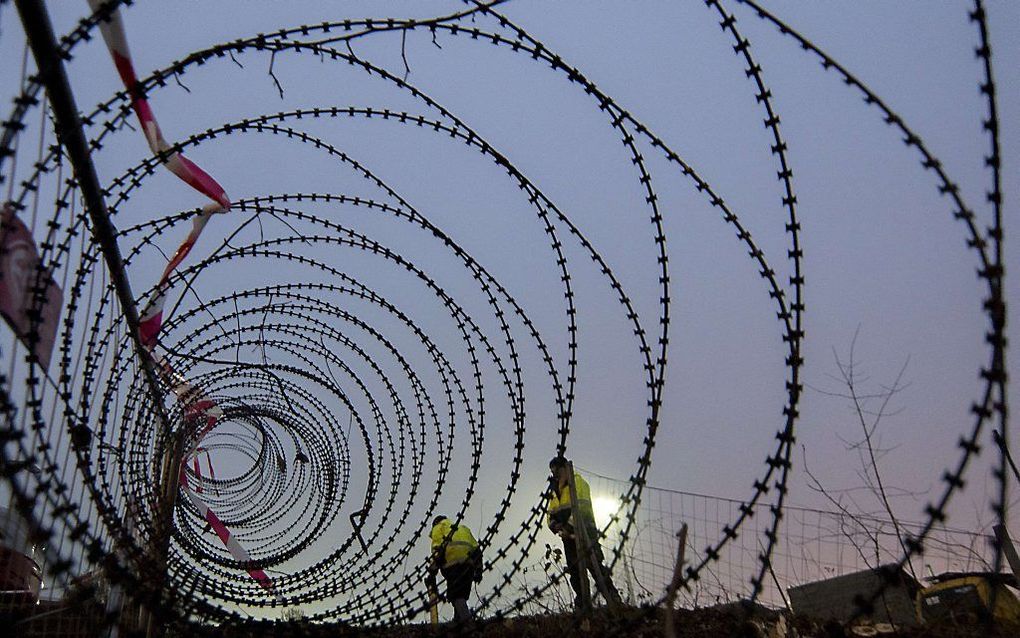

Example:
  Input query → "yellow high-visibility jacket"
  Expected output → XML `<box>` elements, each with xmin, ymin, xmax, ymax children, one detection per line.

<box><xmin>547</xmin><ymin>472</ymin><xmax>594</xmax><ymax>528</ymax></box>
<box><xmin>430</xmin><ymin>519</ymin><xmax>478</xmax><ymax>568</ymax></box>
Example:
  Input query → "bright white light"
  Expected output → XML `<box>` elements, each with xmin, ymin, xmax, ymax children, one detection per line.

<box><xmin>592</xmin><ymin>496</ymin><xmax>622</xmax><ymax>528</ymax></box>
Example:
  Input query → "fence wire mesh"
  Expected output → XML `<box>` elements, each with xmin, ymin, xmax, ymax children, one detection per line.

<box><xmin>582</xmin><ymin>469</ymin><xmax>998</xmax><ymax>611</ymax></box>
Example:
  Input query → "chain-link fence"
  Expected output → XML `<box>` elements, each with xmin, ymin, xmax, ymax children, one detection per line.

<box><xmin>581</xmin><ymin>469</ymin><xmax>997</xmax><ymax>611</ymax></box>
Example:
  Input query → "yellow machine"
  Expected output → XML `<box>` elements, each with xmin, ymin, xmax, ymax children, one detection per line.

<box><xmin>916</xmin><ymin>572</ymin><xmax>1020</xmax><ymax>626</ymax></box>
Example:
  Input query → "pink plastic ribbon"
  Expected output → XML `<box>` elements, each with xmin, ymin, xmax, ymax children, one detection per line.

<box><xmin>88</xmin><ymin>1</ymin><xmax>279</xmax><ymax>595</ymax></box>
<box><xmin>88</xmin><ymin>1</ymin><xmax>230</xmax><ymax>350</ymax></box>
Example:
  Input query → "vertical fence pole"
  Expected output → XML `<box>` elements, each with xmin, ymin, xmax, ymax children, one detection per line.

<box><xmin>146</xmin><ymin>430</ymin><xmax>186</xmax><ymax>638</ymax></box>
<box><xmin>566</xmin><ymin>462</ymin><xmax>592</xmax><ymax>615</ymax></box>
<box><xmin>993</xmin><ymin>525</ymin><xmax>1020</xmax><ymax>581</ymax></box>
<box><xmin>13</xmin><ymin>2</ymin><xmax>178</xmax><ymax>634</ymax></box>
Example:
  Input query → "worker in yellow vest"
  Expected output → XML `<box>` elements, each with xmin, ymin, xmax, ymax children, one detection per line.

<box><xmin>428</xmin><ymin>515</ymin><xmax>482</xmax><ymax>622</ymax></box>
<box><xmin>547</xmin><ymin>457</ymin><xmax>622</xmax><ymax>607</ymax></box>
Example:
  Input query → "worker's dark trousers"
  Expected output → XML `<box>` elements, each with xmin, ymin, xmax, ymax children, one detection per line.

<box><xmin>562</xmin><ymin>521</ymin><xmax>622</xmax><ymax>606</ymax></box>
<box><xmin>440</xmin><ymin>562</ymin><xmax>474</xmax><ymax>621</ymax></box>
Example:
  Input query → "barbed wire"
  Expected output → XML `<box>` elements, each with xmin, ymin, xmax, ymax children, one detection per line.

<box><xmin>0</xmin><ymin>0</ymin><xmax>1009</xmax><ymax>634</ymax></box>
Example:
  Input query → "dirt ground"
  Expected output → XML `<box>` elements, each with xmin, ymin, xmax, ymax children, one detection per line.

<box><xmin>206</xmin><ymin>606</ymin><xmax>1020</xmax><ymax>638</ymax></box>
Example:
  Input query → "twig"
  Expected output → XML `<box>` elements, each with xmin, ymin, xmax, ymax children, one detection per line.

<box><xmin>838</xmin><ymin>337</ymin><xmax>914</xmax><ymax>579</ymax></box>
<box><xmin>233</xmin><ymin>296</ymin><xmax>242</xmax><ymax>363</ymax></box>
<box><xmin>266</xmin><ymin>211</ymin><xmax>313</xmax><ymax>247</ymax></box>
<box><xmin>268</xmin><ymin>50</ymin><xmax>285</xmax><ymax>99</ymax></box>
<box><xmin>173</xmin><ymin>70</ymin><xmax>191</xmax><ymax>94</ymax></box>
<box><xmin>802</xmin><ymin>444</ymin><xmax>880</xmax><ymax>569</ymax></box>
<box><xmin>400</xmin><ymin>29</ymin><xmax>411</xmax><ymax>81</ymax></box>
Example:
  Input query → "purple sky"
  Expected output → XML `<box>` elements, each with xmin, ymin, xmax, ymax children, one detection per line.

<box><xmin>2</xmin><ymin>0</ymin><xmax>1018</xmax><ymax>620</ymax></box>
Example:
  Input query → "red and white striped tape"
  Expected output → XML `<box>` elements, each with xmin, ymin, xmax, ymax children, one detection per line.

<box><xmin>87</xmin><ymin>0</ymin><xmax>230</xmax><ymax>350</ymax></box>
<box><xmin>161</xmin><ymin>354</ymin><xmax>281</xmax><ymax>595</ymax></box>
<box><xmin>180</xmin><ymin>469</ymin><xmax>276</xmax><ymax>593</ymax></box>
<box><xmin>138</xmin><ymin>207</ymin><xmax>219</xmax><ymax>348</ymax></box>
<box><xmin>89</xmin><ymin>1</ymin><xmax>280</xmax><ymax>596</ymax></box>
<box><xmin>87</xmin><ymin>1</ymin><xmax>230</xmax><ymax>209</ymax></box>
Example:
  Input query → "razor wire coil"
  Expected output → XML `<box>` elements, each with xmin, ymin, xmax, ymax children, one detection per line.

<box><xmin>0</xmin><ymin>0</ymin><xmax>1009</xmax><ymax>632</ymax></box>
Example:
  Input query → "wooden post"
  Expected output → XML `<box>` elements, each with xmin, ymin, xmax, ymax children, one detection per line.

<box><xmin>581</xmin><ymin>518</ymin><xmax>619</xmax><ymax>611</ymax></box>
<box><xmin>426</xmin><ymin>579</ymin><xmax>439</xmax><ymax>626</ymax></box>
<box><xmin>568</xmin><ymin>464</ymin><xmax>618</xmax><ymax>611</ymax></box>
<box><xmin>144</xmin><ymin>429</ymin><xmax>186</xmax><ymax>638</ymax></box>
<box><xmin>623</xmin><ymin>549</ymin><xmax>635</xmax><ymax>605</ymax></box>
<box><xmin>994</xmin><ymin>525</ymin><xmax>1020</xmax><ymax>581</ymax></box>
<box><xmin>566</xmin><ymin>463</ymin><xmax>592</xmax><ymax>615</ymax></box>
<box><xmin>663</xmin><ymin>524</ymin><xmax>688</xmax><ymax>638</ymax></box>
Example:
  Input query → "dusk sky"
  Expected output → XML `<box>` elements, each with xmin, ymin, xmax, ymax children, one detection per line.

<box><xmin>1</xmin><ymin>0</ymin><xmax>1017</xmax><ymax>622</ymax></box>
